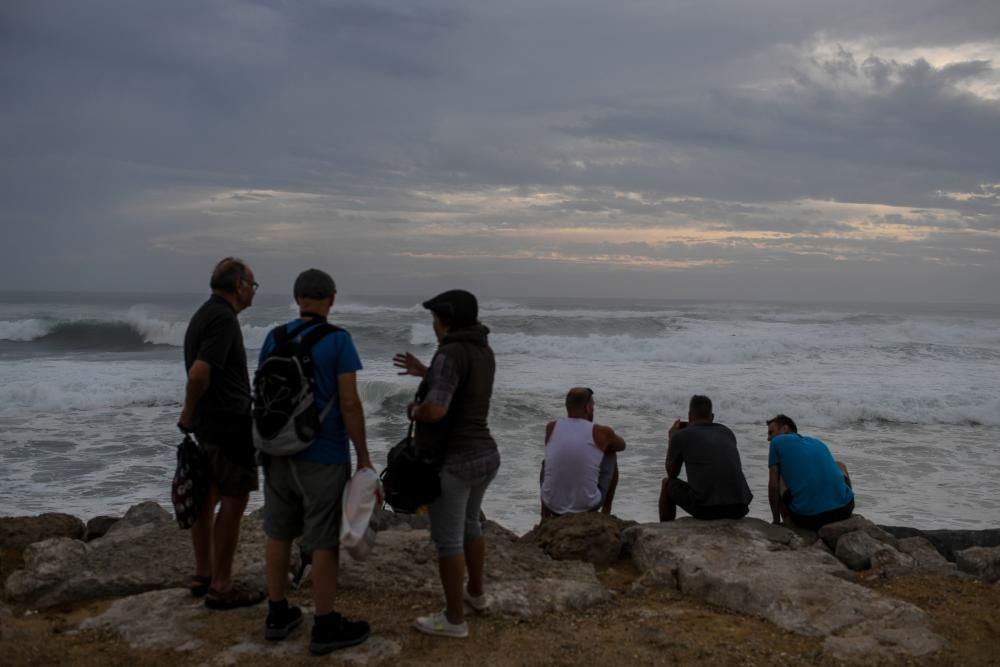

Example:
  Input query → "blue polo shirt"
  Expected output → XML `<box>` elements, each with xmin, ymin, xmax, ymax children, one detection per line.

<box><xmin>768</xmin><ymin>433</ymin><xmax>854</xmax><ymax>516</ymax></box>
<box><xmin>257</xmin><ymin>319</ymin><xmax>362</xmax><ymax>465</ymax></box>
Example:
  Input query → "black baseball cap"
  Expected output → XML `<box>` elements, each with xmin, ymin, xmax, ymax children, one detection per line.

<box><xmin>422</xmin><ymin>289</ymin><xmax>478</xmax><ymax>328</ymax></box>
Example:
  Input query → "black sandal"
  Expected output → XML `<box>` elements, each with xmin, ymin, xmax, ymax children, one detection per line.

<box><xmin>189</xmin><ymin>575</ymin><xmax>212</xmax><ymax>598</ymax></box>
<box><xmin>204</xmin><ymin>586</ymin><xmax>266</xmax><ymax>611</ymax></box>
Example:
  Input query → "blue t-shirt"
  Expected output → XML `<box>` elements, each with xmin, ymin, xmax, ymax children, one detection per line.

<box><xmin>768</xmin><ymin>434</ymin><xmax>854</xmax><ymax>516</ymax></box>
<box><xmin>257</xmin><ymin>319</ymin><xmax>363</xmax><ymax>465</ymax></box>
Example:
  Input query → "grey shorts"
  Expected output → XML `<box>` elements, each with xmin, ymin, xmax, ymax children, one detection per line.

<box><xmin>428</xmin><ymin>466</ymin><xmax>497</xmax><ymax>557</ymax></box>
<box><xmin>262</xmin><ymin>456</ymin><xmax>349</xmax><ymax>553</ymax></box>
<box><xmin>201</xmin><ymin>441</ymin><xmax>259</xmax><ymax>497</ymax></box>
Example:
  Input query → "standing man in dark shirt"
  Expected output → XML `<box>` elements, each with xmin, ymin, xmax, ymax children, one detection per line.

<box><xmin>179</xmin><ymin>257</ymin><xmax>263</xmax><ymax>610</ymax></box>
<box><xmin>658</xmin><ymin>395</ymin><xmax>753</xmax><ymax>521</ymax></box>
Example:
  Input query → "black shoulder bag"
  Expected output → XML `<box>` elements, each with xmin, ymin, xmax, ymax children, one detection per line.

<box><xmin>379</xmin><ymin>419</ymin><xmax>442</xmax><ymax>513</ymax></box>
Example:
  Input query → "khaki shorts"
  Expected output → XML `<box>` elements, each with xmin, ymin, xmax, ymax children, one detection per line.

<box><xmin>263</xmin><ymin>456</ymin><xmax>349</xmax><ymax>554</ymax></box>
<box><xmin>201</xmin><ymin>441</ymin><xmax>259</xmax><ymax>497</ymax></box>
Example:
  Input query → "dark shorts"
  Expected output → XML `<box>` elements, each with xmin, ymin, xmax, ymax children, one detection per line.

<box><xmin>784</xmin><ymin>491</ymin><xmax>855</xmax><ymax>531</ymax></box>
<box><xmin>200</xmin><ymin>440</ymin><xmax>259</xmax><ymax>497</ymax></box>
<box><xmin>263</xmin><ymin>456</ymin><xmax>349</xmax><ymax>554</ymax></box>
<box><xmin>666</xmin><ymin>478</ymin><xmax>749</xmax><ymax>520</ymax></box>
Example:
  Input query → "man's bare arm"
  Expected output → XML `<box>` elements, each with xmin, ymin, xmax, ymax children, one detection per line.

<box><xmin>338</xmin><ymin>372</ymin><xmax>373</xmax><ymax>471</ymax></box>
<box><xmin>178</xmin><ymin>360</ymin><xmax>211</xmax><ymax>431</ymax></box>
<box><xmin>593</xmin><ymin>424</ymin><xmax>626</xmax><ymax>453</ymax></box>
<box><xmin>768</xmin><ymin>465</ymin><xmax>783</xmax><ymax>524</ymax></box>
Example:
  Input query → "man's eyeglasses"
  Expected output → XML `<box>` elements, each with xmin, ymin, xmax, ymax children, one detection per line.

<box><xmin>241</xmin><ymin>278</ymin><xmax>259</xmax><ymax>291</ymax></box>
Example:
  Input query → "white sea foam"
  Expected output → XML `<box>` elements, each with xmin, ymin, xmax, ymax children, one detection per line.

<box><xmin>0</xmin><ymin>318</ymin><xmax>52</xmax><ymax>341</ymax></box>
<box><xmin>3</xmin><ymin>294</ymin><xmax>999</xmax><ymax>529</ymax></box>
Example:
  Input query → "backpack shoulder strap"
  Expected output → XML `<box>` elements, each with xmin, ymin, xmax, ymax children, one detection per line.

<box><xmin>298</xmin><ymin>322</ymin><xmax>343</xmax><ymax>356</ymax></box>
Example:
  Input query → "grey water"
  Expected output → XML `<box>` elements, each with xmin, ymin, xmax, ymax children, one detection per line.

<box><xmin>1</xmin><ymin>291</ymin><xmax>998</xmax><ymax>534</ymax></box>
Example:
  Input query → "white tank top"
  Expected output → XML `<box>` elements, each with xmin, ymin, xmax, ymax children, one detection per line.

<box><xmin>541</xmin><ymin>418</ymin><xmax>603</xmax><ymax>514</ymax></box>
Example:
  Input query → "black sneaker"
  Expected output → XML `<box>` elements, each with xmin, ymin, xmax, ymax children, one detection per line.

<box><xmin>265</xmin><ymin>603</ymin><xmax>303</xmax><ymax>641</ymax></box>
<box><xmin>309</xmin><ymin>611</ymin><xmax>370</xmax><ymax>655</ymax></box>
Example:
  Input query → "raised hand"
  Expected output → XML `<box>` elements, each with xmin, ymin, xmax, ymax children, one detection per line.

<box><xmin>393</xmin><ymin>352</ymin><xmax>427</xmax><ymax>377</ymax></box>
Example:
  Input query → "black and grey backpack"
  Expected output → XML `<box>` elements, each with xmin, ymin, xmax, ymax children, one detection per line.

<box><xmin>252</xmin><ymin>319</ymin><xmax>341</xmax><ymax>456</ymax></box>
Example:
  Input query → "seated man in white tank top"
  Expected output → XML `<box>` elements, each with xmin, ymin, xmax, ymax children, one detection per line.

<box><xmin>541</xmin><ymin>387</ymin><xmax>627</xmax><ymax>517</ymax></box>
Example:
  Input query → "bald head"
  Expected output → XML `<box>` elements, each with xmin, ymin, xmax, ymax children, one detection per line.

<box><xmin>210</xmin><ymin>257</ymin><xmax>249</xmax><ymax>292</ymax></box>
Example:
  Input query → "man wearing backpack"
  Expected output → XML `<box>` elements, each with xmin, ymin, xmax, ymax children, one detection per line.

<box><xmin>256</xmin><ymin>269</ymin><xmax>376</xmax><ymax>655</ymax></box>
<box><xmin>179</xmin><ymin>257</ymin><xmax>264</xmax><ymax>610</ymax></box>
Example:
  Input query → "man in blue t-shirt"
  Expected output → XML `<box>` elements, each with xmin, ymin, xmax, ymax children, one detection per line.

<box><xmin>257</xmin><ymin>269</ymin><xmax>375</xmax><ymax>655</ymax></box>
<box><xmin>766</xmin><ymin>414</ymin><xmax>854</xmax><ymax>531</ymax></box>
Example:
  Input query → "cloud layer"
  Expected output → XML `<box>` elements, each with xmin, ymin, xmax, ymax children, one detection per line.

<box><xmin>2</xmin><ymin>1</ymin><xmax>998</xmax><ymax>301</ymax></box>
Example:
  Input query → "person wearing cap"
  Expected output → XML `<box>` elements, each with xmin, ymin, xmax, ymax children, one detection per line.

<box><xmin>540</xmin><ymin>387</ymin><xmax>626</xmax><ymax>517</ymax></box>
<box><xmin>179</xmin><ymin>257</ymin><xmax>263</xmax><ymax>610</ymax></box>
<box><xmin>766</xmin><ymin>414</ymin><xmax>854</xmax><ymax>530</ymax></box>
<box><xmin>393</xmin><ymin>289</ymin><xmax>500</xmax><ymax>639</ymax></box>
<box><xmin>257</xmin><ymin>269</ymin><xmax>376</xmax><ymax>655</ymax></box>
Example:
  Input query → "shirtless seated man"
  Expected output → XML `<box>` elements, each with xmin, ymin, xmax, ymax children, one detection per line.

<box><xmin>541</xmin><ymin>387</ymin><xmax>626</xmax><ymax>517</ymax></box>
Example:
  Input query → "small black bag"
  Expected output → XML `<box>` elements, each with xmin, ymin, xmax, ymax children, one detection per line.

<box><xmin>171</xmin><ymin>435</ymin><xmax>210</xmax><ymax>529</ymax></box>
<box><xmin>380</xmin><ymin>422</ymin><xmax>441</xmax><ymax>513</ymax></box>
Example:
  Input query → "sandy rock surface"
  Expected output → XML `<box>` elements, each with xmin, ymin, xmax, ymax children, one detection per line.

<box><xmin>626</xmin><ymin>518</ymin><xmax>943</xmax><ymax>661</ymax></box>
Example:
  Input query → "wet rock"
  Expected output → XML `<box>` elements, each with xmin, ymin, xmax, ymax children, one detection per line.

<box><xmin>519</xmin><ymin>512</ymin><xmax>628</xmax><ymax>566</ymax></box>
<box><xmin>84</xmin><ymin>516</ymin><xmax>119</xmax><ymax>542</ymax></box>
<box><xmin>955</xmin><ymin>546</ymin><xmax>1000</xmax><ymax>582</ymax></box>
<box><xmin>0</xmin><ymin>513</ymin><xmax>85</xmax><ymax>550</ymax></box>
<box><xmin>880</xmin><ymin>526</ymin><xmax>1000</xmax><ymax>562</ymax></box>
<box><xmin>626</xmin><ymin>518</ymin><xmax>942</xmax><ymax>661</ymax></box>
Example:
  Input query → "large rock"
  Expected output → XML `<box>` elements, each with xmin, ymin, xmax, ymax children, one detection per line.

<box><xmin>0</xmin><ymin>513</ymin><xmax>85</xmax><ymax>549</ymax></box>
<box><xmin>896</xmin><ymin>537</ymin><xmax>957</xmax><ymax>575</ymax></box>
<box><xmin>836</xmin><ymin>531</ymin><xmax>904</xmax><ymax>571</ymax></box>
<box><xmin>955</xmin><ymin>546</ymin><xmax>1000</xmax><ymax>582</ymax></box>
<box><xmin>626</xmin><ymin>519</ymin><xmax>942</xmax><ymax>661</ymax></box>
<box><xmin>4</xmin><ymin>501</ymin><xmax>270</xmax><ymax>609</ymax></box>
<box><xmin>84</xmin><ymin>516</ymin><xmax>120</xmax><ymax>542</ymax></box>
<box><xmin>881</xmin><ymin>526</ymin><xmax>1000</xmax><ymax>562</ymax></box>
<box><xmin>818</xmin><ymin>515</ymin><xmax>897</xmax><ymax>552</ymax></box>
<box><xmin>519</xmin><ymin>513</ymin><xmax>630</xmax><ymax>566</ymax></box>
<box><xmin>338</xmin><ymin>521</ymin><xmax>610</xmax><ymax>618</ymax></box>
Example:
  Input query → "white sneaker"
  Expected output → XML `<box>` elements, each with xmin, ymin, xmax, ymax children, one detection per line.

<box><xmin>413</xmin><ymin>611</ymin><xmax>469</xmax><ymax>638</ymax></box>
<box><xmin>464</xmin><ymin>589</ymin><xmax>490</xmax><ymax>614</ymax></box>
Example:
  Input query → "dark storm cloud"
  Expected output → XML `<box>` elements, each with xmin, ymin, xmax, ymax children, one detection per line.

<box><xmin>0</xmin><ymin>0</ymin><xmax>998</xmax><ymax>299</ymax></box>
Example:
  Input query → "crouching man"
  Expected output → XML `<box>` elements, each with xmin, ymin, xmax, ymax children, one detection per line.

<box><xmin>541</xmin><ymin>387</ymin><xmax>626</xmax><ymax>517</ymax></box>
<box><xmin>766</xmin><ymin>414</ymin><xmax>854</xmax><ymax>530</ymax></box>
<box><xmin>658</xmin><ymin>395</ymin><xmax>753</xmax><ymax>521</ymax></box>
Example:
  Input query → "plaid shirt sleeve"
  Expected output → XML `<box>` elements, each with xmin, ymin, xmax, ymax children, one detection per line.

<box><xmin>423</xmin><ymin>353</ymin><xmax>460</xmax><ymax>410</ymax></box>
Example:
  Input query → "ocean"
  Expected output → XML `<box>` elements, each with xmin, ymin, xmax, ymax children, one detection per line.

<box><xmin>1</xmin><ymin>291</ymin><xmax>998</xmax><ymax>534</ymax></box>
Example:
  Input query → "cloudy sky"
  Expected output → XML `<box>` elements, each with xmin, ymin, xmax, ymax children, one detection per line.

<box><xmin>2</xmin><ymin>1</ymin><xmax>999</xmax><ymax>302</ymax></box>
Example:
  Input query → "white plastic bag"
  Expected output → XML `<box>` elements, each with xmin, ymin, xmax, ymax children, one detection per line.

<box><xmin>339</xmin><ymin>467</ymin><xmax>380</xmax><ymax>560</ymax></box>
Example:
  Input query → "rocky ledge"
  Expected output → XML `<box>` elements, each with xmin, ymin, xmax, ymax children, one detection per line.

<box><xmin>2</xmin><ymin>505</ymin><xmax>999</xmax><ymax>664</ymax></box>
